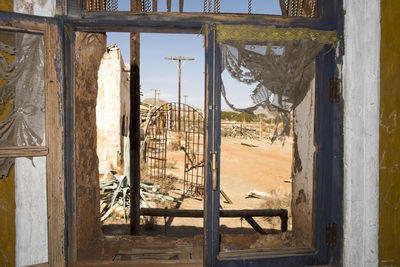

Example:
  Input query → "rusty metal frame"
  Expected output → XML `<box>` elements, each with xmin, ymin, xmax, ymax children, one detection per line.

<box><xmin>144</xmin><ymin>102</ymin><xmax>204</xmax><ymax>196</ymax></box>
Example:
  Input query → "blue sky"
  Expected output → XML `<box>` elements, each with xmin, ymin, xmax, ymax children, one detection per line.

<box><xmin>107</xmin><ymin>0</ymin><xmax>281</xmax><ymax>110</ymax></box>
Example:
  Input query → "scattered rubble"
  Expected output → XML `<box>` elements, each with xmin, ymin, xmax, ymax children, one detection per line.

<box><xmin>99</xmin><ymin>169</ymin><xmax>181</xmax><ymax>223</ymax></box>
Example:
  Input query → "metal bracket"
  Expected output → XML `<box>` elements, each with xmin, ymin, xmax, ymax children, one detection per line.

<box><xmin>329</xmin><ymin>77</ymin><xmax>341</xmax><ymax>103</ymax></box>
<box><xmin>211</xmin><ymin>152</ymin><xmax>217</xmax><ymax>190</ymax></box>
<box><xmin>208</xmin><ymin>105</ymin><xmax>219</xmax><ymax>110</ymax></box>
<box><xmin>326</xmin><ymin>222</ymin><xmax>337</xmax><ymax>248</ymax></box>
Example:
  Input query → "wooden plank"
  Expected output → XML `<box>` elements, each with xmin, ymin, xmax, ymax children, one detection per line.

<box><xmin>243</xmin><ymin>217</ymin><xmax>267</xmax><ymax>235</ymax></box>
<box><xmin>45</xmin><ymin>22</ymin><xmax>66</xmax><ymax>267</ymax></box>
<box><xmin>0</xmin><ymin>11</ymin><xmax>49</xmax><ymax>32</ymax></box>
<box><xmin>141</xmin><ymin>208</ymin><xmax>287</xmax><ymax>218</ymax></box>
<box><xmin>220</xmin><ymin>189</ymin><xmax>232</xmax><ymax>204</ymax></box>
<box><xmin>76</xmin><ymin>260</ymin><xmax>202</xmax><ymax>266</ymax></box>
<box><xmin>379</xmin><ymin>0</ymin><xmax>400</xmax><ymax>265</ymax></box>
<box><xmin>130</xmin><ymin>1</ymin><xmax>141</xmax><ymax>235</ymax></box>
<box><xmin>73</xmin><ymin>31</ymin><xmax>106</xmax><ymax>256</ymax></box>
<box><xmin>66</xmin><ymin>11</ymin><xmax>337</xmax><ymax>33</ymax></box>
<box><xmin>0</xmin><ymin>146</ymin><xmax>48</xmax><ymax>158</ymax></box>
<box><xmin>25</xmin><ymin>263</ymin><xmax>50</xmax><ymax>267</ymax></box>
<box><xmin>219</xmin><ymin>247</ymin><xmax>316</xmax><ymax>260</ymax></box>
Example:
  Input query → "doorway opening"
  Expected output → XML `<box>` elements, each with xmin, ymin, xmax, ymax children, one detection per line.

<box><xmin>96</xmin><ymin>32</ymin><xmax>206</xmax><ymax>241</ymax></box>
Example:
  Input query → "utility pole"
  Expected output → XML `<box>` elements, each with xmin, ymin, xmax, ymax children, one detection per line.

<box><xmin>152</xmin><ymin>89</ymin><xmax>159</xmax><ymax>106</ymax></box>
<box><xmin>165</xmin><ymin>56</ymin><xmax>195</xmax><ymax>130</ymax></box>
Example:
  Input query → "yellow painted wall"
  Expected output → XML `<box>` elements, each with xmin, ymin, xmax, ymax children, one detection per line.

<box><xmin>0</xmin><ymin>1</ymin><xmax>15</xmax><ymax>266</ymax></box>
<box><xmin>380</xmin><ymin>0</ymin><xmax>400</xmax><ymax>266</ymax></box>
<box><xmin>0</xmin><ymin>0</ymin><xmax>12</xmax><ymax>12</ymax></box>
<box><xmin>0</xmin><ymin>167</ymin><xmax>15</xmax><ymax>267</ymax></box>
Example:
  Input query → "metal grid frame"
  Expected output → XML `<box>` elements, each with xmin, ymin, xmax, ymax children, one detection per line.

<box><xmin>144</xmin><ymin>102</ymin><xmax>204</xmax><ymax>195</ymax></box>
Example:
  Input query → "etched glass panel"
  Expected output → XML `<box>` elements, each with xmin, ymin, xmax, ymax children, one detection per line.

<box><xmin>0</xmin><ymin>29</ymin><xmax>45</xmax><ymax>177</ymax></box>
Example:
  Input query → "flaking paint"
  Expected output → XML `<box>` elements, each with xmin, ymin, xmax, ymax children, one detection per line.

<box><xmin>292</xmin><ymin>79</ymin><xmax>315</xmax><ymax>247</ymax></box>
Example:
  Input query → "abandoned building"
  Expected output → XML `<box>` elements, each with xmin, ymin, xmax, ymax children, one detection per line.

<box><xmin>0</xmin><ymin>0</ymin><xmax>399</xmax><ymax>266</ymax></box>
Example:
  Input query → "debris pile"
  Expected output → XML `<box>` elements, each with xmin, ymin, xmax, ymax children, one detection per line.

<box><xmin>100</xmin><ymin>170</ymin><xmax>180</xmax><ymax>223</ymax></box>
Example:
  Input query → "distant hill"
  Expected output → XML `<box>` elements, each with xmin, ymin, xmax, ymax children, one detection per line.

<box><xmin>141</xmin><ymin>98</ymin><xmax>167</xmax><ymax>106</ymax></box>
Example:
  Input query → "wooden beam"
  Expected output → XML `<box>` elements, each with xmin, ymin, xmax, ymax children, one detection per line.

<box><xmin>0</xmin><ymin>147</ymin><xmax>48</xmax><ymax>158</ymax></box>
<box><xmin>130</xmin><ymin>0</ymin><xmax>141</xmax><ymax>236</ymax></box>
<box><xmin>140</xmin><ymin>208</ymin><xmax>287</xmax><ymax>218</ymax></box>
<box><xmin>45</xmin><ymin>22</ymin><xmax>66</xmax><ymax>267</ymax></box>
<box><xmin>66</xmin><ymin>11</ymin><xmax>336</xmax><ymax>33</ymax></box>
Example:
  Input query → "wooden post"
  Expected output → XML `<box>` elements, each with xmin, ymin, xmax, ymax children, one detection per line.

<box><xmin>130</xmin><ymin>0</ymin><xmax>141</xmax><ymax>235</ymax></box>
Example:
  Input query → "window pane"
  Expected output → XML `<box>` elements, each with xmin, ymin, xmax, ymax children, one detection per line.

<box><xmin>0</xmin><ymin>29</ymin><xmax>45</xmax><ymax>148</ymax></box>
<box><xmin>15</xmin><ymin>156</ymin><xmax>48</xmax><ymax>266</ymax></box>
<box><xmin>218</xmin><ymin>40</ymin><xmax>318</xmax><ymax>251</ymax></box>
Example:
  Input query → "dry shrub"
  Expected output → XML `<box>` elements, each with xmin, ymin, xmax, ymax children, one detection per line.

<box><xmin>152</xmin><ymin>174</ymin><xmax>178</xmax><ymax>195</ymax></box>
<box><xmin>221</xmin><ymin>128</ymin><xmax>230</xmax><ymax>137</ymax></box>
<box><xmin>261</xmin><ymin>189</ymin><xmax>291</xmax><ymax>229</ymax></box>
<box><xmin>168</xmin><ymin>140</ymin><xmax>181</xmax><ymax>151</ymax></box>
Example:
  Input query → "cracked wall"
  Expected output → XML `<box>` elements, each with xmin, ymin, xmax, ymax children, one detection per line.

<box><xmin>292</xmin><ymin>79</ymin><xmax>315</xmax><ymax>247</ymax></box>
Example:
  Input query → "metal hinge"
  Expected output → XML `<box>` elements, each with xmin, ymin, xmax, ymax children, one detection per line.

<box><xmin>329</xmin><ymin>78</ymin><xmax>341</xmax><ymax>103</ymax></box>
<box><xmin>326</xmin><ymin>222</ymin><xmax>337</xmax><ymax>248</ymax></box>
<box><xmin>208</xmin><ymin>105</ymin><xmax>219</xmax><ymax>110</ymax></box>
<box><xmin>211</xmin><ymin>152</ymin><xmax>218</xmax><ymax>190</ymax></box>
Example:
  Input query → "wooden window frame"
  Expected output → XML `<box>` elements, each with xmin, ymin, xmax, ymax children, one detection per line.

<box><xmin>1</xmin><ymin>0</ymin><xmax>344</xmax><ymax>265</ymax></box>
<box><xmin>0</xmin><ymin>12</ymin><xmax>65</xmax><ymax>267</ymax></box>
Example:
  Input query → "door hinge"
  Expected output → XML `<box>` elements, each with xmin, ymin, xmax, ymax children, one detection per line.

<box><xmin>329</xmin><ymin>77</ymin><xmax>341</xmax><ymax>103</ymax></box>
<box><xmin>326</xmin><ymin>222</ymin><xmax>337</xmax><ymax>248</ymax></box>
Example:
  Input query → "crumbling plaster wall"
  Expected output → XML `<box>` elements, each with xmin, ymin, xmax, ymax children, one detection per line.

<box><xmin>292</xmin><ymin>80</ymin><xmax>315</xmax><ymax>247</ymax></box>
<box><xmin>74</xmin><ymin>31</ymin><xmax>107</xmax><ymax>258</ymax></box>
<box><xmin>97</xmin><ymin>45</ymin><xmax>130</xmax><ymax>175</ymax></box>
<box><xmin>343</xmin><ymin>0</ymin><xmax>380</xmax><ymax>266</ymax></box>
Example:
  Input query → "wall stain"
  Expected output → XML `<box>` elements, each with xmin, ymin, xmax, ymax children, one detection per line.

<box><xmin>295</xmin><ymin>189</ymin><xmax>307</xmax><ymax>205</ymax></box>
<box><xmin>292</xmin><ymin>132</ymin><xmax>303</xmax><ymax>174</ymax></box>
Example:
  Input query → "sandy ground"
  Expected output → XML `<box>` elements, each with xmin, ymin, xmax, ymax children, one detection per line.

<box><xmin>163</xmin><ymin>137</ymin><xmax>292</xmax><ymax>230</ymax></box>
<box><xmin>103</xmin><ymin>136</ymin><xmax>293</xmax><ymax>241</ymax></box>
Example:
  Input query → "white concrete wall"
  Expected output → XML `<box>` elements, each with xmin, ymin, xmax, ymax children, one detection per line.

<box><xmin>343</xmin><ymin>0</ymin><xmax>380</xmax><ymax>266</ymax></box>
<box><xmin>13</xmin><ymin>0</ymin><xmax>56</xmax><ymax>266</ymax></box>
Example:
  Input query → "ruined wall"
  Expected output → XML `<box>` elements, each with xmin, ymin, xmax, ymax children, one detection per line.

<box><xmin>342</xmin><ymin>0</ymin><xmax>380</xmax><ymax>265</ymax></box>
<box><xmin>291</xmin><ymin>80</ymin><xmax>315</xmax><ymax>247</ymax></box>
<box><xmin>97</xmin><ymin>45</ymin><xmax>130</xmax><ymax>175</ymax></box>
<box><xmin>379</xmin><ymin>0</ymin><xmax>400</xmax><ymax>265</ymax></box>
<box><xmin>74</xmin><ymin>32</ymin><xmax>107</xmax><ymax>257</ymax></box>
